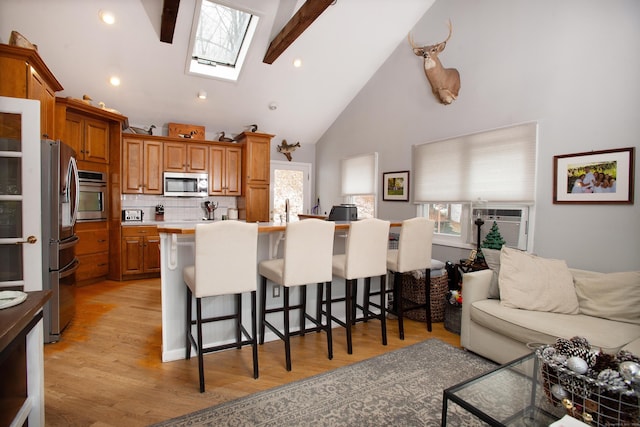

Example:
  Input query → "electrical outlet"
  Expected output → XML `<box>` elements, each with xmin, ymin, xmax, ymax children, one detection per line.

<box><xmin>272</xmin><ymin>285</ymin><xmax>280</xmax><ymax>298</ymax></box>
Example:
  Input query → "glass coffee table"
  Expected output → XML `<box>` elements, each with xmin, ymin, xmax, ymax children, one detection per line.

<box><xmin>442</xmin><ymin>352</ymin><xmax>566</xmax><ymax>426</ymax></box>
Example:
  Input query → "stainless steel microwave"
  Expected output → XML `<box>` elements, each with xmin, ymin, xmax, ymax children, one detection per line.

<box><xmin>163</xmin><ymin>172</ymin><xmax>208</xmax><ymax>197</ymax></box>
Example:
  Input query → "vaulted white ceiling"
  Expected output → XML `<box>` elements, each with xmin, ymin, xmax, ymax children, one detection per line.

<box><xmin>0</xmin><ymin>0</ymin><xmax>435</xmax><ymax>144</ymax></box>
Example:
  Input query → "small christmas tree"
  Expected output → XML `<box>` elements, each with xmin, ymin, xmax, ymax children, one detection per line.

<box><xmin>481</xmin><ymin>221</ymin><xmax>506</xmax><ymax>249</ymax></box>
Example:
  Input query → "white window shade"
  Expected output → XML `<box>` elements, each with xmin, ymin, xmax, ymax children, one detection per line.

<box><xmin>341</xmin><ymin>152</ymin><xmax>378</xmax><ymax>195</ymax></box>
<box><xmin>413</xmin><ymin>122</ymin><xmax>537</xmax><ymax>203</ymax></box>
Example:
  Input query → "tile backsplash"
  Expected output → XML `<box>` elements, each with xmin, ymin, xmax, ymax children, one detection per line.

<box><xmin>121</xmin><ymin>194</ymin><xmax>237</xmax><ymax>221</ymax></box>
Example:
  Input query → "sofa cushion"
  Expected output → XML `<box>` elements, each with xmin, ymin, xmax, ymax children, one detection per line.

<box><xmin>573</xmin><ymin>270</ymin><xmax>640</xmax><ymax>325</ymax></box>
<box><xmin>499</xmin><ymin>247</ymin><xmax>579</xmax><ymax>314</ymax></box>
<box><xmin>471</xmin><ymin>299</ymin><xmax>640</xmax><ymax>354</ymax></box>
<box><xmin>482</xmin><ymin>248</ymin><xmax>501</xmax><ymax>299</ymax></box>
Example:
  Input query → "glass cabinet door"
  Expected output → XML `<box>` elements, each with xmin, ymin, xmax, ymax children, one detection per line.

<box><xmin>0</xmin><ymin>96</ymin><xmax>42</xmax><ymax>291</ymax></box>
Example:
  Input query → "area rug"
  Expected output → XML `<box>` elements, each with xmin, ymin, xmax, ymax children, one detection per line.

<box><xmin>150</xmin><ymin>339</ymin><xmax>497</xmax><ymax>426</ymax></box>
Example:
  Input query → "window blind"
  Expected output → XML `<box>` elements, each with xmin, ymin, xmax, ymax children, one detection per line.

<box><xmin>341</xmin><ymin>152</ymin><xmax>378</xmax><ymax>195</ymax></box>
<box><xmin>413</xmin><ymin>122</ymin><xmax>537</xmax><ymax>203</ymax></box>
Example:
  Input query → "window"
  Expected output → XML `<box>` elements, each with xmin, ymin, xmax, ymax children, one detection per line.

<box><xmin>187</xmin><ymin>1</ymin><xmax>259</xmax><ymax>82</ymax></box>
<box><xmin>341</xmin><ymin>153</ymin><xmax>378</xmax><ymax>219</ymax></box>
<box><xmin>270</xmin><ymin>161</ymin><xmax>311</xmax><ymax>222</ymax></box>
<box><xmin>413</xmin><ymin>123</ymin><xmax>537</xmax><ymax>248</ymax></box>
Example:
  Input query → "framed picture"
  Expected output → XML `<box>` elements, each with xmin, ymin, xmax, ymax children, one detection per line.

<box><xmin>553</xmin><ymin>147</ymin><xmax>635</xmax><ymax>204</ymax></box>
<box><xmin>383</xmin><ymin>171</ymin><xmax>410</xmax><ymax>201</ymax></box>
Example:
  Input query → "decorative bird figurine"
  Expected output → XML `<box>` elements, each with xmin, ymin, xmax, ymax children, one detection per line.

<box><xmin>218</xmin><ymin>132</ymin><xmax>235</xmax><ymax>142</ymax></box>
<box><xmin>131</xmin><ymin>124</ymin><xmax>156</xmax><ymax>135</ymax></box>
<box><xmin>277</xmin><ymin>140</ymin><xmax>301</xmax><ymax>161</ymax></box>
<box><xmin>248</xmin><ymin>124</ymin><xmax>258</xmax><ymax>132</ymax></box>
<box><xmin>178</xmin><ymin>130</ymin><xmax>196</xmax><ymax>138</ymax></box>
<box><xmin>82</xmin><ymin>94</ymin><xmax>93</xmax><ymax>105</ymax></box>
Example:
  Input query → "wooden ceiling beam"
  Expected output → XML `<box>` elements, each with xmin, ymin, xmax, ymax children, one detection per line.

<box><xmin>263</xmin><ymin>0</ymin><xmax>334</xmax><ymax>64</ymax></box>
<box><xmin>160</xmin><ymin>0</ymin><xmax>180</xmax><ymax>44</ymax></box>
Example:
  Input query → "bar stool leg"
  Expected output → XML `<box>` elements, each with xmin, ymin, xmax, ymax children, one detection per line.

<box><xmin>250</xmin><ymin>290</ymin><xmax>258</xmax><ymax>379</ymax></box>
<box><xmin>235</xmin><ymin>294</ymin><xmax>242</xmax><ymax>348</ymax></box>
<box><xmin>396</xmin><ymin>271</ymin><xmax>405</xmax><ymax>340</ymax></box>
<box><xmin>259</xmin><ymin>277</ymin><xmax>267</xmax><ymax>345</ymax></box>
<box><xmin>345</xmin><ymin>279</ymin><xmax>353</xmax><ymax>354</ymax></box>
<box><xmin>325</xmin><ymin>281</ymin><xmax>333</xmax><ymax>360</ymax></box>
<box><xmin>185</xmin><ymin>287</ymin><xmax>192</xmax><ymax>360</ymax></box>
<box><xmin>196</xmin><ymin>298</ymin><xmax>205</xmax><ymax>393</ymax></box>
<box><xmin>284</xmin><ymin>286</ymin><xmax>292</xmax><ymax>371</ymax></box>
<box><xmin>380</xmin><ymin>274</ymin><xmax>387</xmax><ymax>345</ymax></box>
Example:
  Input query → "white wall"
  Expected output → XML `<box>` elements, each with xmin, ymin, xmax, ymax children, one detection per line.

<box><xmin>315</xmin><ymin>0</ymin><xmax>640</xmax><ymax>272</ymax></box>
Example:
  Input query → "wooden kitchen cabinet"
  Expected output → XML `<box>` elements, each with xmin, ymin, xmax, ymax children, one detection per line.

<box><xmin>75</xmin><ymin>221</ymin><xmax>109</xmax><ymax>285</ymax></box>
<box><xmin>209</xmin><ymin>144</ymin><xmax>242</xmax><ymax>196</ymax></box>
<box><xmin>236</xmin><ymin>131</ymin><xmax>273</xmax><ymax>222</ymax></box>
<box><xmin>63</xmin><ymin>112</ymin><xmax>110</xmax><ymax>164</ymax></box>
<box><xmin>121</xmin><ymin>226</ymin><xmax>160</xmax><ymax>278</ymax></box>
<box><xmin>122</xmin><ymin>136</ymin><xmax>163</xmax><ymax>194</ymax></box>
<box><xmin>163</xmin><ymin>141</ymin><xmax>208</xmax><ymax>173</ymax></box>
<box><xmin>0</xmin><ymin>44</ymin><xmax>63</xmax><ymax>139</ymax></box>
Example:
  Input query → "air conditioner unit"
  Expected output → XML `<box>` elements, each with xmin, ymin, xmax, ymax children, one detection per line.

<box><xmin>471</xmin><ymin>207</ymin><xmax>529</xmax><ymax>251</ymax></box>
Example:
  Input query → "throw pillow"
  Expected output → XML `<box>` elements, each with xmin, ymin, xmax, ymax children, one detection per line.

<box><xmin>574</xmin><ymin>271</ymin><xmax>640</xmax><ymax>325</ymax></box>
<box><xmin>499</xmin><ymin>247</ymin><xmax>579</xmax><ymax>314</ymax></box>
<box><xmin>482</xmin><ymin>248</ymin><xmax>502</xmax><ymax>299</ymax></box>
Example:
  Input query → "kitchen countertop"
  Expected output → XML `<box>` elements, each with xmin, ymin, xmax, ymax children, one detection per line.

<box><xmin>156</xmin><ymin>220</ymin><xmax>403</xmax><ymax>234</ymax></box>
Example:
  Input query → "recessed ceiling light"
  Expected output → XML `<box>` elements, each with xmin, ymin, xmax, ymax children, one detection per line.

<box><xmin>109</xmin><ymin>76</ymin><xmax>121</xmax><ymax>87</ymax></box>
<box><xmin>99</xmin><ymin>10</ymin><xmax>116</xmax><ymax>25</ymax></box>
<box><xmin>293</xmin><ymin>58</ymin><xmax>302</xmax><ymax>68</ymax></box>
<box><xmin>198</xmin><ymin>91</ymin><xmax>207</xmax><ymax>100</ymax></box>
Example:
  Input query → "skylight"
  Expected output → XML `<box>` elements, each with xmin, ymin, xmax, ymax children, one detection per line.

<box><xmin>187</xmin><ymin>0</ymin><xmax>259</xmax><ymax>82</ymax></box>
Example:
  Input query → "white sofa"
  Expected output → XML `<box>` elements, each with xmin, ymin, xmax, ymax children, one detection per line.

<box><xmin>460</xmin><ymin>251</ymin><xmax>640</xmax><ymax>365</ymax></box>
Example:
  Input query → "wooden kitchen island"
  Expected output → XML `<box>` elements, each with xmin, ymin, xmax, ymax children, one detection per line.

<box><xmin>157</xmin><ymin>221</ymin><xmax>400</xmax><ymax>362</ymax></box>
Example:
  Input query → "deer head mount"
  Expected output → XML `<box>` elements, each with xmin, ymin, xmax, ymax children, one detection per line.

<box><xmin>409</xmin><ymin>20</ymin><xmax>460</xmax><ymax>105</ymax></box>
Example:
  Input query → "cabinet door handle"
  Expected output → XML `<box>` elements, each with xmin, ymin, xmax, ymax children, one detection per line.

<box><xmin>97</xmin><ymin>263</ymin><xmax>107</xmax><ymax>267</ymax></box>
<box><xmin>97</xmin><ymin>239</ymin><xmax>106</xmax><ymax>243</ymax></box>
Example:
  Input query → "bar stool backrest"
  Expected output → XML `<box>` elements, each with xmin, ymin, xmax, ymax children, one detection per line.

<box><xmin>194</xmin><ymin>221</ymin><xmax>259</xmax><ymax>298</ymax></box>
<box><xmin>343</xmin><ymin>218</ymin><xmax>390</xmax><ymax>280</ymax></box>
<box><xmin>395</xmin><ymin>217</ymin><xmax>435</xmax><ymax>273</ymax></box>
<box><xmin>282</xmin><ymin>219</ymin><xmax>335</xmax><ymax>286</ymax></box>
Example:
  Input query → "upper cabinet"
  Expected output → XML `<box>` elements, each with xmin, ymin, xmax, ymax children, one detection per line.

<box><xmin>122</xmin><ymin>136</ymin><xmax>163</xmax><ymax>194</ymax></box>
<box><xmin>64</xmin><ymin>112</ymin><xmax>109</xmax><ymax>163</ymax></box>
<box><xmin>54</xmin><ymin>97</ymin><xmax>127</xmax><ymax>169</ymax></box>
<box><xmin>0</xmin><ymin>44</ymin><xmax>63</xmax><ymax>139</ymax></box>
<box><xmin>163</xmin><ymin>142</ymin><xmax>208</xmax><ymax>173</ymax></box>
<box><xmin>209</xmin><ymin>144</ymin><xmax>241</xmax><ymax>196</ymax></box>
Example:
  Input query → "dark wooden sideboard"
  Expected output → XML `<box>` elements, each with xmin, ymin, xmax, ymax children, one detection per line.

<box><xmin>0</xmin><ymin>290</ymin><xmax>52</xmax><ymax>427</ymax></box>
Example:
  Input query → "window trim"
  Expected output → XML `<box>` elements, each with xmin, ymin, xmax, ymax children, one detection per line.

<box><xmin>186</xmin><ymin>0</ymin><xmax>260</xmax><ymax>82</ymax></box>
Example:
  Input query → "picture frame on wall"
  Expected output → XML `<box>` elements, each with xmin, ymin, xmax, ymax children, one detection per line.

<box><xmin>383</xmin><ymin>171</ymin><xmax>410</xmax><ymax>201</ymax></box>
<box><xmin>553</xmin><ymin>147</ymin><xmax>635</xmax><ymax>204</ymax></box>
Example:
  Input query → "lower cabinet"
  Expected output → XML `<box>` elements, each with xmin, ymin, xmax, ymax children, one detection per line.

<box><xmin>121</xmin><ymin>226</ymin><xmax>161</xmax><ymax>278</ymax></box>
<box><xmin>76</xmin><ymin>221</ymin><xmax>109</xmax><ymax>285</ymax></box>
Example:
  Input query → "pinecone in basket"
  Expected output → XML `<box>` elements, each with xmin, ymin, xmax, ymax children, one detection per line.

<box><xmin>554</xmin><ymin>338</ymin><xmax>574</xmax><ymax>354</ymax></box>
<box><xmin>591</xmin><ymin>352</ymin><xmax>617</xmax><ymax>374</ymax></box>
<box><xmin>569</xmin><ymin>336</ymin><xmax>591</xmax><ymax>350</ymax></box>
<box><xmin>616</xmin><ymin>349</ymin><xmax>640</xmax><ymax>364</ymax></box>
<box><xmin>597</xmin><ymin>369</ymin><xmax>626</xmax><ymax>388</ymax></box>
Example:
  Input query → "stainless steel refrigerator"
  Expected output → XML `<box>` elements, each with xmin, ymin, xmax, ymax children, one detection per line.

<box><xmin>41</xmin><ymin>139</ymin><xmax>80</xmax><ymax>343</ymax></box>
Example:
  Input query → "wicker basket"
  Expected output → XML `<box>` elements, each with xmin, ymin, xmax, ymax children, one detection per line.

<box><xmin>444</xmin><ymin>303</ymin><xmax>461</xmax><ymax>334</ymax></box>
<box><xmin>536</xmin><ymin>346</ymin><xmax>639</xmax><ymax>426</ymax></box>
<box><xmin>398</xmin><ymin>271</ymin><xmax>448</xmax><ymax>322</ymax></box>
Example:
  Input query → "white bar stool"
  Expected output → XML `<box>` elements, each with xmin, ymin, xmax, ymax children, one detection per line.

<box><xmin>384</xmin><ymin>217</ymin><xmax>435</xmax><ymax>339</ymax></box>
<box><xmin>330</xmin><ymin>218</ymin><xmax>391</xmax><ymax>354</ymax></box>
<box><xmin>258</xmin><ymin>219</ymin><xmax>335</xmax><ymax>371</ymax></box>
<box><xmin>183</xmin><ymin>221</ymin><xmax>259</xmax><ymax>392</ymax></box>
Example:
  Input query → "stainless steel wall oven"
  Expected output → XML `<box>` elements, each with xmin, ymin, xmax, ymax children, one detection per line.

<box><xmin>78</xmin><ymin>170</ymin><xmax>107</xmax><ymax>221</ymax></box>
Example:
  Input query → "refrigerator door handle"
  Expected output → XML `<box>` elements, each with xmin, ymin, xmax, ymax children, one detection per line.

<box><xmin>69</xmin><ymin>156</ymin><xmax>80</xmax><ymax>226</ymax></box>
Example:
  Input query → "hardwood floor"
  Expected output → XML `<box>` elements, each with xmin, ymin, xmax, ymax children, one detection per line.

<box><xmin>43</xmin><ymin>278</ymin><xmax>461</xmax><ymax>426</ymax></box>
